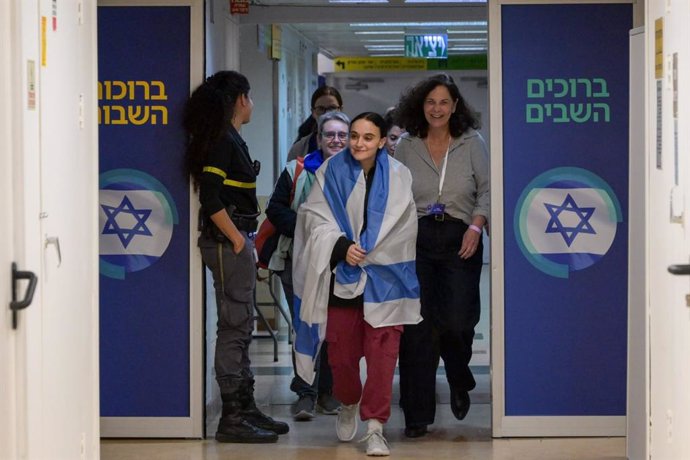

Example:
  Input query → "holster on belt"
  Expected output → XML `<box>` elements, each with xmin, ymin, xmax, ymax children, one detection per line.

<box><xmin>198</xmin><ymin>205</ymin><xmax>259</xmax><ymax>241</ymax></box>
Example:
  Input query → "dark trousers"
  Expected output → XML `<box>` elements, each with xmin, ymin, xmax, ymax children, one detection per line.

<box><xmin>199</xmin><ymin>233</ymin><xmax>256</xmax><ymax>380</ymax></box>
<box><xmin>398</xmin><ymin>217</ymin><xmax>483</xmax><ymax>427</ymax></box>
<box><xmin>277</xmin><ymin>259</ymin><xmax>333</xmax><ymax>398</ymax></box>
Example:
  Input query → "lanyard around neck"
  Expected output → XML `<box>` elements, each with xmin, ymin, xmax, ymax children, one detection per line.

<box><xmin>436</xmin><ymin>138</ymin><xmax>451</xmax><ymax>201</ymax></box>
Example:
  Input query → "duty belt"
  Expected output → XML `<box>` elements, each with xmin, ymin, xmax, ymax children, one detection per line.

<box><xmin>231</xmin><ymin>212</ymin><xmax>259</xmax><ymax>233</ymax></box>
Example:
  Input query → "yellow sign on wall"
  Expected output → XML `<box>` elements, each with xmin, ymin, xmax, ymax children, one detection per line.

<box><xmin>334</xmin><ymin>57</ymin><xmax>426</xmax><ymax>72</ymax></box>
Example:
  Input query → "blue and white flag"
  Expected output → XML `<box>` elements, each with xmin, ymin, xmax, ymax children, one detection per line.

<box><xmin>292</xmin><ymin>149</ymin><xmax>422</xmax><ymax>384</ymax></box>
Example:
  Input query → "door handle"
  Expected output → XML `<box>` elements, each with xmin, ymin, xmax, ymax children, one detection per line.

<box><xmin>10</xmin><ymin>262</ymin><xmax>38</xmax><ymax>330</ymax></box>
<box><xmin>45</xmin><ymin>235</ymin><xmax>62</xmax><ymax>267</ymax></box>
<box><xmin>668</xmin><ymin>264</ymin><xmax>690</xmax><ymax>275</ymax></box>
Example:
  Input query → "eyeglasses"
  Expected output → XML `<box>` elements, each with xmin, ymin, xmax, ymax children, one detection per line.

<box><xmin>313</xmin><ymin>105</ymin><xmax>341</xmax><ymax>115</ymax></box>
<box><xmin>322</xmin><ymin>131</ymin><xmax>349</xmax><ymax>141</ymax></box>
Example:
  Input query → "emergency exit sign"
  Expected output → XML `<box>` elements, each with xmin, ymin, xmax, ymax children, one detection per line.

<box><xmin>405</xmin><ymin>34</ymin><xmax>448</xmax><ymax>59</ymax></box>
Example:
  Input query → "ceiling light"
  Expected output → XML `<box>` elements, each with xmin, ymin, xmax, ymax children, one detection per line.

<box><xmin>448</xmin><ymin>38</ymin><xmax>487</xmax><ymax>42</ymax></box>
<box><xmin>330</xmin><ymin>0</ymin><xmax>388</xmax><ymax>3</ymax></box>
<box><xmin>368</xmin><ymin>53</ymin><xmax>405</xmax><ymax>57</ymax></box>
<box><xmin>364</xmin><ymin>45</ymin><xmax>405</xmax><ymax>49</ymax></box>
<box><xmin>361</xmin><ymin>39</ymin><xmax>404</xmax><ymax>42</ymax></box>
<box><xmin>405</xmin><ymin>0</ymin><xmax>486</xmax><ymax>3</ymax></box>
<box><xmin>350</xmin><ymin>21</ymin><xmax>487</xmax><ymax>27</ymax></box>
<box><xmin>447</xmin><ymin>30</ymin><xmax>487</xmax><ymax>34</ymax></box>
<box><xmin>354</xmin><ymin>30</ymin><xmax>405</xmax><ymax>35</ymax></box>
<box><xmin>448</xmin><ymin>46</ymin><xmax>486</xmax><ymax>51</ymax></box>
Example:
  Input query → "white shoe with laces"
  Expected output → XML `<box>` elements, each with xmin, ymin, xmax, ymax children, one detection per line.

<box><xmin>360</xmin><ymin>420</ymin><xmax>390</xmax><ymax>457</ymax></box>
<box><xmin>336</xmin><ymin>403</ymin><xmax>359</xmax><ymax>441</ymax></box>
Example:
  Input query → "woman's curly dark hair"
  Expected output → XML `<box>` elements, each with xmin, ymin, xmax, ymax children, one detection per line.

<box><xmin>183</xmin><ymin>70</ymin><xmax>250</xmax><ymax>190</ymax></box>
<box><xmin>395</xmin><ymin>73</ymin><xmax>478</xmax><ymax>139</ymax></box>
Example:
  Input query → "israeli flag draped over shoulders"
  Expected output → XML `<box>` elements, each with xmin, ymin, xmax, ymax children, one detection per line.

<box><xmin>292</xmin><ymin>148</ymin><xmax>422</xmax><ymax>384</ymax></box>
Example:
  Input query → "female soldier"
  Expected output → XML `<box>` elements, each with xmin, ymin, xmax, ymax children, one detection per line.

<box><xmin>395</xmin><ymin>74</ymin><xmax>489</xmax><ymax>438</ymax></box>
<box><xmin>184</xmin><ymin>70</ymin><xmax>289</xmax><ymax>443</ymax></box>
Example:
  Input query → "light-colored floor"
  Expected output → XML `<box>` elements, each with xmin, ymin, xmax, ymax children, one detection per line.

<box><xmin>101</xmin><ymin>265</ymin><xmax>626</xmax><ymax>459</ymax></box>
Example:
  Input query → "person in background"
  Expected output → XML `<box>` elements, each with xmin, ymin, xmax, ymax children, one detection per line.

<box><xmin>287</xmin><ymin>86</ymin><xmax>343</xmax><ymax>161</ymax></box>
<box><xmin>383</xmin><ymin>108</ymin><xmax>406</xmax><ymax>156</ymax></box>
<box><xmin>291</xmin><ymin>112</ymin><xmax>422</xmax><ymax>457</ymax></box>
<box><xmin>183</xmin><ymin>70</ymin><xmax>289</xmax><ymax>444</ymax></box>
<box><xmin>394</xmin><ymin>73</ymin><xmax>489</xmax><ymax>439</ymax></box>
<box><xmin>266</xmin><ymin>111</ymin><xmax>351</xmax><ymax>421</ymax></box>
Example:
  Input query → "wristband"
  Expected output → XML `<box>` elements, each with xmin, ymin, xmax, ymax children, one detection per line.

<box><xmin>469</xmin><ymin>224</ymin><xmax>482</xmax><ymax>234</ymax></box>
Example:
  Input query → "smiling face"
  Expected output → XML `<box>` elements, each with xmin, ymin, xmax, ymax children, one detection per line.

<box><xmin>349</xmin><ymin>118</ymin><xmax>386</xmax><ymax>172</ymax></box>
<box><xmin>423</xmin><ymin>84</ymin><xmax>457</xmax><ymax>131</ymax></box>
<box><xmin>319</xmin><ymin>119</ymin><xmax>349</xmax><ymax>158</ymax></box>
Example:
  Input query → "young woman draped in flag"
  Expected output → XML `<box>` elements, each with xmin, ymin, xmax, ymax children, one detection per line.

<box><xmin>292</xmin><ymin>112</ymin><xmax>421</xmax><ymax>457</ymax></box>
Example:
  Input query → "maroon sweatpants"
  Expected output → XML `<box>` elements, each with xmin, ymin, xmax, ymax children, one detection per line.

<box><xmin>326</xmin><ymin>306</ymin><xmax>403</xmax><ymax>423</ymax></box>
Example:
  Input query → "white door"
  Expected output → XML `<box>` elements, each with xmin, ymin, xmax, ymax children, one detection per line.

<box><xmin>647</xmin><ymin>0</ymin><xmax>690</xmax><ymax>458</ymax></box>
<box><xmin>1</xmin><ymin>0</ymin><xmax>19</xmax><ymax>455</ymax></box>
<box><xmin>1</xmin><ymin>1</ymin><xmax>100</xmax><ymax>459</ymax></box>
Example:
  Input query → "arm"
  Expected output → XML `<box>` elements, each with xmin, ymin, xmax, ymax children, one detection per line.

<box><xmin>266</xmin><ymin>168</ymin><xmax>298</xmax><ymax>237</ymax></box>
<box><xmin>199</xmin><ymin>138</ymin><xmax>246</xmax><ymax>253</ymax></box>
<box><xmin>459</xmin><ymin>135</ymin><xmax>489</xmax><ymax>259</ymax></box>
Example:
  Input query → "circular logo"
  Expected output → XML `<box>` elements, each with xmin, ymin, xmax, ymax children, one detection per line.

<box><xmin>99</xmin><ymin>169</ymin><xmax>179</xmax><ymax>279</ymax></box>
<box><xmin>514</xmin><ymin>167</ymin><xmax>623</xmax><ymax>278</ymax></box>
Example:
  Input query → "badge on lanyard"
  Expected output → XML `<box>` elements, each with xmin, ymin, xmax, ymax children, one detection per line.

<box><xmin>427</xmin><ymin>202</ymin><xmax>446</xmax><ymax>217</ymax></box>
<box><xmin>427</xmin><ymin>138</ymin><xmax>451</xmax><ymax>222</ymax></box>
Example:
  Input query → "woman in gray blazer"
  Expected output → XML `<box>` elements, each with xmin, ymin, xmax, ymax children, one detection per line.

<box><xmin>394</xmin><ymin>73</ymin><xmax>489</xmax><ymax>438</ymax></box>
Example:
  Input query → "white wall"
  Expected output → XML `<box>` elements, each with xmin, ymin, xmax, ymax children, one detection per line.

<box><xmin>646</xmin><ymin>0</ymin><xmax>690</xmax><ymax>458</ymax></box>
<box><xmin>240</xmin><ymin>24</ymin><xmax>319</xmax><ymax>196</ymax></box>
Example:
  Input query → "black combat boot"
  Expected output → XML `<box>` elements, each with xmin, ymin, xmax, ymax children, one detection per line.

<box><xmin>239</xmin><ymin>374</ymin><xmax>290</xmax><ymax>435</ymax></box>
<box><xmin>216</xmin><ymin>377</ymin><xmax>278</xmax><ymax>443</ymax></box>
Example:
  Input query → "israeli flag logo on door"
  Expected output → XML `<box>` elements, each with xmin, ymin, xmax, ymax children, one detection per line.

<box><xmin>514</xmin><ymin>167</ymin><xmax>622</xmax><ymax>278</ymax></box>
<box><xmin>99</xmin><ymin>168</ymin><xmax>179</xmax><ymax>279</ymax></box>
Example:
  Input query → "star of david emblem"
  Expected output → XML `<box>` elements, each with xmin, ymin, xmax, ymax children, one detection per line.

<box><xmin>101</xmin><ymin>195</ymin><xmax>153</xmax><ymax>248</ymax></box>
<box><xmin>543</xmin><ymin>193</ymin><xmax>596</xmax><ymax>247</ymax></box>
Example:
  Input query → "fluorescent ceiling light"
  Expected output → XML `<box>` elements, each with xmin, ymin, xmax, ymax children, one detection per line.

<box><xmin>364</xmin><ymin>45</ymin><xmax>405</xmax><ymax>49</ymax></box>
<box><xmin>361</xmin><ymin>39</ymin><xmax>404</xmax><ymax>42</ymax></box>
<box><xmin>351</xmin><ymin>21</ymin><xmax>487</xmax><ymax>27</ymax></box>
<box><xmin>330</xmin><ymin>0</ymin><xmax>388</xmax><ymax>3</ymax></box>
<box><xmin>448</xmin><ymin>38</ymin><xmax>487</xmax><ymax>42</ymax></box>
<box><xmin>447</xmin><ymin>29</ymin><xmax>487</xmax><ymax>34</ymax></box>
<box><xmin>405</xmin><ymin>0</ymin><xmax>486</xmax><ymax>3</ymax></box>
<box><xmin>354</xmin><ymin>30</ymin><xmax>405</xmax><ymax>35</ymax></box>
<box><xmin>369</xmin><ymin>53</ymin><xmax>405</xmax><ymax>57</ymax></box>
<box><xmin>448</xmin><ymin>46</ymin><xmax>486</xmax><ymax>51</ymax></box>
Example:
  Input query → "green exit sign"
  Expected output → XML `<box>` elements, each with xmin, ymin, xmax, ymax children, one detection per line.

<box><xmin>405</xmin><ymin>34</ymin><xmax>448</xmax><ymax>59</ymax></box>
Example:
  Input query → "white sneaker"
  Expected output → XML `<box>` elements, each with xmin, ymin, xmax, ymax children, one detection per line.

<box><xmin>336</xmin><ymin>403</ymin><xmax>359</xmax><ymax>441</ymax></box>
<box><xmin>360</xmin><ymin>429</ymin><xmax>390</xmax><ymax>456</ymax></box>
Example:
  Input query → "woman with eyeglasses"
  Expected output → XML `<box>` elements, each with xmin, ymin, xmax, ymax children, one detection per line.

<box><xmin>266</xmin><ymin>111</ymin><xmax>351</xmax><ymax>421</ymax></box>
<box><xmin>394</xmin><ymin>73</ymin><xmax>489</xmax><ymax>439</ymax></box>
<box><xmin>287</xmin><ymin>86</ymin><xmax>343</xmax><ymax>161</ymax></box>
<box><xmin>183</xmin><ymin>71</ymin><xmax>289</xmax><ymax>443</ymax></box>
<box><xmin>291</xmin><ymin>112</ymin><xmax>422</xmax><ymax>456</ymax></box>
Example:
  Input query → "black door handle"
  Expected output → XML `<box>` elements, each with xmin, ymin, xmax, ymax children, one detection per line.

<box><xmin>668</xmin><ymin>264</ymin><xmax>690</xmax><ymax>275</ymax></box>
<box><xmin>10</xmin><ymin>262</ymin><xmax>38</xmax><ymax>330</ymax></box>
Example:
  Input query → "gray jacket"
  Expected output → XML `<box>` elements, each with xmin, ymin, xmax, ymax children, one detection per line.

<box><xmin>395</xmin><ymin>128</ymin><xmax>489</xmax><ymax>224</ymax></box>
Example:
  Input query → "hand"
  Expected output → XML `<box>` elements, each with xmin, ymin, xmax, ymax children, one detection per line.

<box><xmin>458</xmin><ymin>228</ymin><xmax>480</xmax><ymax>259</ymax></box>
<box><xmin>345</xmin><ymin>243</ymin><xmax>367</xmax><ymax>266</ymax></box>
<box><xmin>231</xmin><ymin>234</ymin><xmax>246</xmax><ymax>255</ymax></box>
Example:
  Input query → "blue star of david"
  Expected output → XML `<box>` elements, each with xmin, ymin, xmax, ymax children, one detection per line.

<box><xmin>101</xmin><ymin>195</ymin><xmax>153</xmax><ymax>248</ymax></box>
<box><xmin>543</xmin><ymin>193</ymin><xmax>596</xmax><ymax>247</ymax></box>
